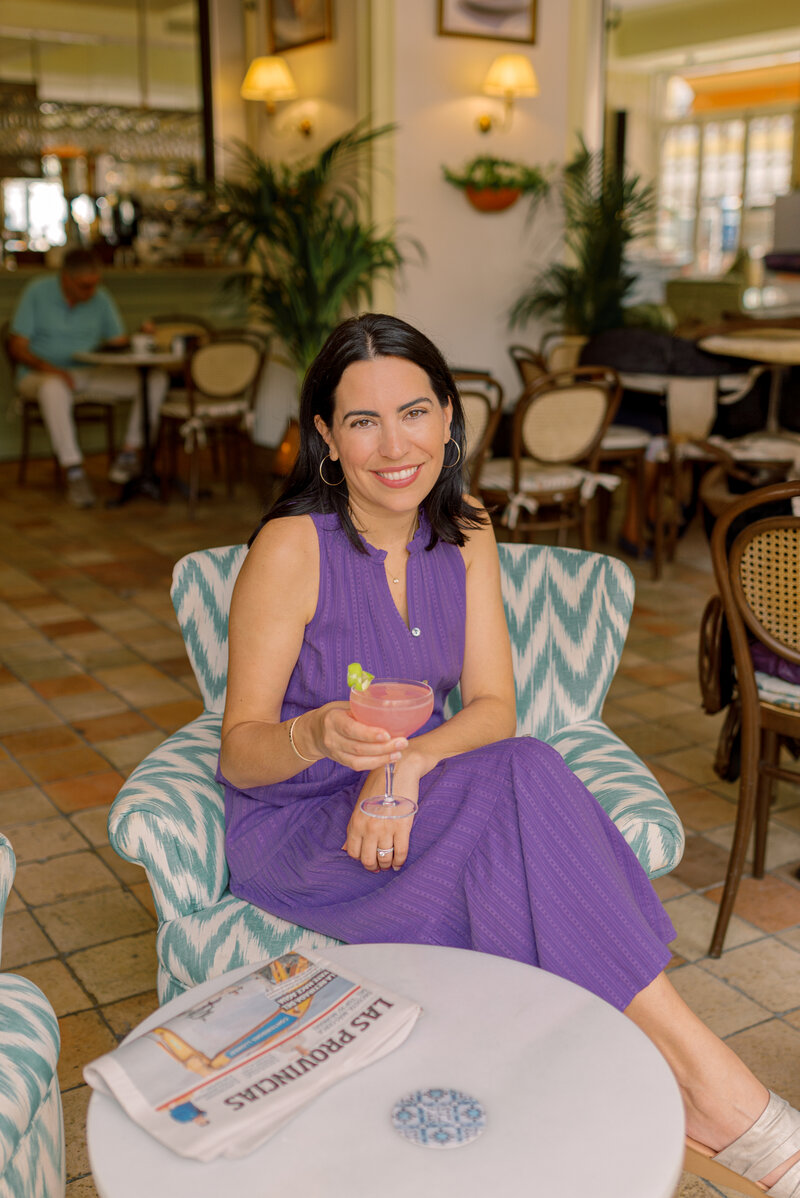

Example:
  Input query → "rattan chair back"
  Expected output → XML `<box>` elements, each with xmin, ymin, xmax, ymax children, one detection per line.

<box><xmin>452</xmin><ymin>371</ymin><xmax>504</xmax><ymax>491</ymax></box>
<box><xmin>188</xmin><ymin>338</ymin><xmax>265</xmax><ymax>404</ymax></box>
<box><xmin>514</xmin><ymin>367</ymin><xmax>621</xmax><ymax>469</ymax></box>
<box><xmin>730</xmin><ymin>518</ymin><xmax>800</xmax><ymax>663</ymax></box>
<box><xmin>508</xmin><ymin>344</ymin><xmax>548</xmax><ymax>389</ymax></box>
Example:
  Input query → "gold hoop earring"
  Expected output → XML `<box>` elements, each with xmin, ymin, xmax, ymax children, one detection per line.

<box><xmin>319</xmin><ymin>454</ymin><xmax>345</xmax><ymax>487</ymax></box>
<box><xmin>442</xmin><ymin>440</ymin><xmax>462</xmax><ymax>470</ymax></box>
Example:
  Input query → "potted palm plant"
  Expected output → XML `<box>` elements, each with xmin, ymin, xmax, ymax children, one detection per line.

<box><xmin>443</xmin><ymin>155</ymin><xmax>550</xmax><ymax>213</ymax></box>
<box><xmin>509</xmin><ymin>139</ymin><xmax>655</xmax><ymax>337</ymax></box>
<box><xmin>194</xmin><ymin>123</ymin><xmax>420</xmax><ymax>379</ymax></box>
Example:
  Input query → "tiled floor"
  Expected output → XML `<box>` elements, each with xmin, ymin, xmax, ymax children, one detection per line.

<box><xmin>0</xmin><ymin>455</ymin><xmax>798</xmax><ymax>1196</ymax></box>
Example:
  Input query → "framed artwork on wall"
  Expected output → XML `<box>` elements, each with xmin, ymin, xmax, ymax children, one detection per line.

<box><xmin>437</xmin><ymin>0</ymin><xmax>536</xmax><ymax>44</ymax></box>
<box><xmin>269</xmin><ymin>0</ymin><xmax>332</xmax><ymax>53</ymax></box>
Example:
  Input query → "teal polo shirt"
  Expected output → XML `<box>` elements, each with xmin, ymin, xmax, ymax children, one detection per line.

<box><xmin>11</xmin><ymin>274</ymin><xmax>124</xmax><ymax>375</ymax></box>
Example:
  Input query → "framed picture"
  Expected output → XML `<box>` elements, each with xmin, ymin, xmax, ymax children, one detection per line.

<box><xmin>269</xmin><ymin>0</ymin><xmax>332</xmax><ymax>53</ymax></box>
<box><xmin>437</xmin><ymin>0</ymin><xmax>536</xmax><ymax>44</ymax></box>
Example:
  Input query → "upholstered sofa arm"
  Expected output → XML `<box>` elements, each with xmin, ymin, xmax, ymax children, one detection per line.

<box><xmin>108</xmin><ymin>713</ymin><xmax>227</xmax><ymax>923</ymax></box>
<box><xmin>547</xmin><ymin>719</ymin><xmax>685</xmax><ymax>878</ymax></box>
<box><xmin>0</xmin><ymin>974</ymin><xmax>62</xmax><ymax>1189</ymax></box>
<box><xmin>0</xmin><ymin>836</ymin><xmax>14</xmax><ymax>962</ymax></box>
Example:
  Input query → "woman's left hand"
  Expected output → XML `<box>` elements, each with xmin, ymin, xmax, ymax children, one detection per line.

<box><xmin>343</xmin><ymin>757</ymin><xmax>424</xmax><ymax>872</ymax></box>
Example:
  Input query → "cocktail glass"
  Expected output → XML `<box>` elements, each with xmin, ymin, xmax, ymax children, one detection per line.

<box><xmin>349</xmin><ymin>678</ymin><xmax>434</xmax><ymax>818</ymax></box>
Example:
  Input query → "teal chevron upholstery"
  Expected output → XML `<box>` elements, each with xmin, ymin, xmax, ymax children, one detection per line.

<box><xmin>0</xmin><ymin>837</ymin><xmax>65</xmax><ymax>1198</ymax></box>
<box><xmin>108</xmin><ymin>540</ymin><xmax>684</xmax><ymax>1002</ymax></box>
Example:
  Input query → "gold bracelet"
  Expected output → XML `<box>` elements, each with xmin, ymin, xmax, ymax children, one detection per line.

<box><xmin>288</xmin><ymin>715</ymin><xmax>316</xmax><ymax>763</ymax></box>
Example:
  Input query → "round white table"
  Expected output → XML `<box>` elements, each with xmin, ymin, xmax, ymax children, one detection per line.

<box><xmin>699</xmin><ymin>329</ymin><xmax>800</xmax><ymax>433</ymax></box>
<box><xmin>74</xmin><ymin>349</ymin><xmax>181</xmax><ymax>503</ymax></box>
<box><xmin>87</xmin><ymin>943</ymin><xmax>685</xmax><ymax>1198</ymax></box>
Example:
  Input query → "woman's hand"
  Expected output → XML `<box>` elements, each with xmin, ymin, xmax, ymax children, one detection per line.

<box><xmin>307</xmin><ymin>702</ymin><xmax>408</xmax><ymax>772</ymax></box>
<box><xmin>342</xmin><ymin>754</ymin><xmax>425</xmax><ymax>872</ymax></box>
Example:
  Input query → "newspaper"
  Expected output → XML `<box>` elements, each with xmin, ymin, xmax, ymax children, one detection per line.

<box><xmin>84</xmin><ymin>950</ymin><xmax>422</xmax><ymax>1162</ymax></box>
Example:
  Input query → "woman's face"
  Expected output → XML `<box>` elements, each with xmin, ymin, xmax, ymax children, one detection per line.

<box><xmin>315</xmin><ymin>356</ymin><xmax>453</xmax><ymax>521</ymax></box>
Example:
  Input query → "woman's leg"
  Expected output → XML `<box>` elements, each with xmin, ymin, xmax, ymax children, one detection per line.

<box><xmin>626</xmin><ymin>971</ymin><xmax>800</xmax><ymax>1190</ymax></box>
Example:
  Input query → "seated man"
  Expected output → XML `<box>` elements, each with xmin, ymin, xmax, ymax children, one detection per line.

<box><xmin>9</xmin><ymin>247</ymin><xmax>168</xmax><ymax>508</ymax></box>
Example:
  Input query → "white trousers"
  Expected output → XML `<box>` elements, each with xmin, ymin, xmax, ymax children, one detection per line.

<box><xmin>18</xmin><ymin>367</ymin><xmax>169</xmax><ymax>469</ymax></box>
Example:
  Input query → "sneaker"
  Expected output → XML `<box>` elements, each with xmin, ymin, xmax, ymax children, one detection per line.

<box><xmin>108</xmin><ymin>451</ymin><xmax>139</xmax><ymax>485</ymax></box>
<box><xmin>66</xmin><ymin>470</ymin><xmax>96</xmax><ymax>509</ymax></box>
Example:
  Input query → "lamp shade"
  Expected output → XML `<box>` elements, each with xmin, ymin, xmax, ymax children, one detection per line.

<box><xmin>240</xmin><ymin>56</ymin><xmax>298</xmax><ymax>103</ymax></box>
<box><xmin>482</xmin><ymin>54</ymin><xmax>539</xmax><ymax>99</ymax></box>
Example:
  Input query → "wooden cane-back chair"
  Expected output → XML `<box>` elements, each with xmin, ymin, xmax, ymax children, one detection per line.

<box><xmin>478</xmin><ymin>366</ymin><xmax>622</xmax><ymax>548</ymax></box>
<box><xmin>452</xmin><ymin>370</ymin><xmax>504</xmax><ymax>493</ymax></box>
<box><xmin>707</xmin><ymin>479</ymin><xmax>800</xmax><ymax>956</ymax></box>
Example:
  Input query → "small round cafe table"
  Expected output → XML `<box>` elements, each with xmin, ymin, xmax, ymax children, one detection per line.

<box><xmin>87</xmin><ymin>943</ymin><xmax>685</xmax><ymax>1198</ymax></box>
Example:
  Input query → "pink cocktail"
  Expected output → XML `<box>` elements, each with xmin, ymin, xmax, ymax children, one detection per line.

<box><xmin>350</xmin><ymin>678</ymin><xmax>434</xmax><ymax>818</ymax></box>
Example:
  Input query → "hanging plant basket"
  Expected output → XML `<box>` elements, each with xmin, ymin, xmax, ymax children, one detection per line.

<box><xmin>464</xmin><ymin>186</ymin><xmax>521</xmax><ymax>213</ymax></box>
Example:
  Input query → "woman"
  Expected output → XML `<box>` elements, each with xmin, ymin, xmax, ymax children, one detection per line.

<box><xmin>219</xmin><ymin>313</ymin><xmax>800</xmax><ymax>1196</ymax></box>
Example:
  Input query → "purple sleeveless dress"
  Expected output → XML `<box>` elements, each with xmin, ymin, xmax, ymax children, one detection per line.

<box><xmin>221</xmin><ymin>511</ymin><xmax>675</xmax><ymax>1012</ymax></box>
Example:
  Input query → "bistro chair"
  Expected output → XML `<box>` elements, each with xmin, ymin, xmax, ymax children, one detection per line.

<box><xmin>650</xmin><ymin>368</ymin><xmax>795</xmax><ymax>577</ymax></box>
<box><xmin>107</xmin><ymin>540</ymin><xmax>684</xmax><ymax>1003</ymax></box>
<box><xmin>705</xmin><ymin>479</ymin><xmax>800</xmax><ymax>957</ymax></box>
<box><xmin>159</xmin><ymin>333</ymin><xmax>267</xmax><ymax>518</ymax></box>
<box><xmin>477</xmin><ymin>367</ymin><xmax>622</xmax><ymax>548</ymax></box>
<box><xmin>509</xmin><ymin>343</ymin><xmax>652</xmax><ymax>553</ymax></box>
<box><xmin>452</xmin><ymin>370</ymin><xmax>504</xmax><ymax>493</ymax></box>
<box><xmin>2</xmin><ymin>320</ymin><xmax>121</xmax><ymax>486</ymax></box>
<box><xmin>0</xmin><ymin>834</ymin><xmax>65</xmax><ymax>1196</ymax></box>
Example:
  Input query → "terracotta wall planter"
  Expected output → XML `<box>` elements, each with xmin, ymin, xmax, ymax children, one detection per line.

<box><xmin>464</xmin><ymin>186</ymin><xmax>521</xmax><ymax>213</ymax></box>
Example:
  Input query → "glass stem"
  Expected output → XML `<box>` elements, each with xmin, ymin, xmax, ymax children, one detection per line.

<box><xmin>385</xmin><ymin>760</ymin><xmax>395</xmax><ymax>801</ymax></box>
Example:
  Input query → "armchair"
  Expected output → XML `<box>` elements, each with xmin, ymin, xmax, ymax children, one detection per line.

<box><xmin>0</xmin><ymin>835</ymin><xmax>65</xmax><ymax>1198</ymax></box>
<box><xmin>109</xmin><ymin>543</ymin><xmax>685</xmax><ymax>1004</ymax></box>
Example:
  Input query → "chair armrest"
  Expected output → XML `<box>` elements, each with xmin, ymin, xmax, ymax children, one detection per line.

<box><xmin>0</xmin><ymin>834</ymin><xmax>15</xmax><ymax>962</ymax></box>
<box><xmin>108</xmin><ymin>713</ymin><xmax>227</xmax><ymax>922</ymax></box>
<box><xmin>0</xmin><ymin>974</ymin><xmax>60</xmax><ymax>1178</ymax></box>
<box><xmin>547</xmin><ymin>719</ymin><xmax>685</xmax><ymax>878</ymax></box>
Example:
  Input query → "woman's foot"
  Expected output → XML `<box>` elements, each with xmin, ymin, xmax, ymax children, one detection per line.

<box><xmin>686</xmin><ymin>1092</ymin><xmax>800</xmax><ymax>1197</ymax></box>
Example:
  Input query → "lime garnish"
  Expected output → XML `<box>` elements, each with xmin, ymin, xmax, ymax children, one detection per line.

<box><xmin>347</xmin><ymin>662</ymin><xmax>374</xmax><ymax>691</ymax></box>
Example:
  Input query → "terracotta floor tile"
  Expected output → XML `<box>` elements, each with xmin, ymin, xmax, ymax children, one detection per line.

<box><xmin>23</xmin><ymin>603</ymin><xmax>83</xmax><ymax>626</ymax></box>
<box><xmin>706</xmin><ymin>822</ymin><xmax>800</xmax><ymax>872</ymax></box>
<box><xmin>32</xmin><ymin>676</ymin><xmax>104</xmax><ymax>699</ymax></box>
<box><xmin>14</xmin><ymin>851</ymin><xmax>118</xmax><ymax>906</ymax></box>
<box><xmin>101</xmin><ymin>990</ymin><xmax>159</xmax><ymax>1039</ymax></box>
<box><xmin>670</xmin><ymin>835</ymin><xmax>735</xmax><ymax>891</ymax></box>
<box><xmin>45</xmin><ymin>771</ymin><xmax>125</xmax><ymax>814</ymax></box>
<box><xmin>621</xmin><ymin>722</ymin><xmax>687</xmax><ymax>757</ymax></box>
<box><xmin>670</xmin><ymin>788</ymin><xmax>737</xmax><ymax>832</ymax></box>
<box><xmin>129</xmin><ymin>881</ymin><xmax>157</xmax><ymax>919</ymax></box>
<box><xmin>0</xmin><ymin>666</ymin><xmax>17</xmax><ymax>684</ymax></box>
<box><xmin>0</xmin><ymin>682</ymin><xmax>44</xmax><ymax>711</ymax></box>
<box><xmin>9</xmin><ymin>817</ymin><xmax>88</xmax><ymax>861</ymax></box>
<box><xmin>1</xmin><ymin>910</ymin><xmax>57</xmax><ymax>967</ymax></box>
<box><xmin>0</xmin><ymin>785</ymin><xmax>59</xmax><ymax>826</ymax></box>
<box><xmin>668</xmin><ymin>962</ymin><xmax>770</xmax><ymax>1038</ymax></box>
<box><xmin>620</xmin><ymin>663</ymin><xmax>690</xmax><ymax>686</ymax></box>
<box><xmin>140</xmin><ymin>698</ymin><xmax>203</xmax><ymax>731</ymax></box>
<box><xmin>37</xmin><ymin>889</ymin><xmax>155</xmax><ymax>953</ymax></box>
<box><xmin>92</xmin><ymin>729</ymin><xmax>165</xmax><ymax>771</ymax></box>
<box><xmin>69</xmin><ymin>807</ymin><xmax>111</xmax><ymax>847</ymax></box>
<box><xmin>66</xmin><ymin>1174</ymin><xmax>100</xmax><ymax>1198</ymax></box>
<box><xmin>704</xmin><ymin>876</ymin><xmax>800</xmax><ymax>933</ymax></box>
<box><xmin>58</xmin><ymin>1009</ymin><xmax>119</xmax><ymax>1088</ymax></box>
<box><xmin>45</xmin><ymin>619</ymin><xmax>101</xmax><ymax>639</ymax></box>
<box><xmin>703</xmin><ymin>939</ymin><xmax>800</xmax><ymax>1014</ymax></box>
<box><xmin>14</xmin><ymin>958</ymin><xmax>93</xmax><ymax>1016</ymax></box>
<box><xmin>21</xmin><ymin>744</ymin><xmax>112</xmax><ymax>784</ymax></box>
<box><xmin>651</xmin><ymin>873</ymin><xmax>691</xmax><ymax>902</ymax></box>
<box><xmin>663</xmin><ymin>891</ymin><xmax>760</xmax><ymax>961</ymax></box>
<box><xmin>649</xmin><ymin>763</ymin><xmax>700</xmax><ymax>795</ymax></box>
<box><xmin>48</xmin><ymin>691</ymin><xmax>129</xmax><ymax>721</ymax></box>
<box><xmin>0</xmin><ymin>704</ymin><xmax>65</xmax><ymax>735</ymax></box>
<box><xmin>62</xmin><ymin>1085</ymin><xmax>92</xmax><ymax>1181</ymax></box>
<box><xmin>68</xmin><ymin>930</ymin><xmax>158</xmax><ymax>1004</ymax></box>
<box><xmin>2</xmin><ymin>725</ymin><xmax>81</xmax><ymax>756</ymax></box>
<box><xmin>93</xmin><ymin>662</ymin><xmax>190</xmax><ymax>707</ymax></box>
<box><xmin>615</xmin><ymin>691</ymin><xmax>696</xmax><ymax>719</ymax></box>
<box><xmin>71</xmin><ymin>711</ymin><xmax>152</xmax><ymax>742</ymax></box>
<box><xmin>96</xmin><ymin>844</ymin><xmax>147</xmax><ymax>886</ymax></box>
<box><xmin>725</xmin><ymin>1018</ymin><xmax>800</xmax><ymax>1107</ymax></box>
<box><xmin>0</xmin><ymin>759</ymin><xmax>32</xmax><ymax>791</ymax></box>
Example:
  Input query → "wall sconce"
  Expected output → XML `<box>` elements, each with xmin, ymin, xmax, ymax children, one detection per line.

<box><xmin>478</xmin><ymin>54</ymin><xmax>539</xmax><ymax>133</ymax></box>
<box><xmin>240</xmin><ymin>56</ymin><xmax>313</xmax><ymax>135</ymax></box>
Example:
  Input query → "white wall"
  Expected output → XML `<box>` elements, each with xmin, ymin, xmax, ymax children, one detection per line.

<box><xmin>388</xmin><ymin>0</ymin><xmax>574</xmax><ymax>405</ymax></box>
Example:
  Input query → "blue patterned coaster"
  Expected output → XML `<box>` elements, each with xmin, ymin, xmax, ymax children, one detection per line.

<box><xmin>390</xmin><ymin>1088</ymin><xmax>486</xmax><ymax>1149</ymax></box>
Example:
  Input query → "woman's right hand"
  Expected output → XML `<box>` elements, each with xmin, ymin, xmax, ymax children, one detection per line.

<box><xmin>303</xmin><ymin>701</ymin><xmax>408</xmax><ymax>773</ymax></box>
